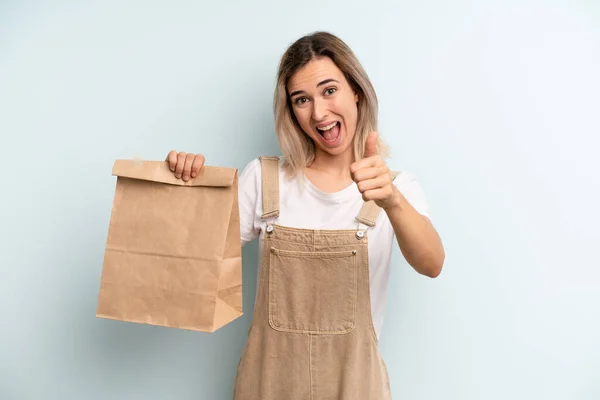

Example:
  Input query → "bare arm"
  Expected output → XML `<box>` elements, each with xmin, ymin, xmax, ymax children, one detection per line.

<box><xmin>383</xmin><ymin>188</ymin><xmax>445</xmax><ymax>278</ymax></box>
<box><xmin>351</xmin><ymin>132</ymin><xmax>445</xmax><ymax>278</ymax></box>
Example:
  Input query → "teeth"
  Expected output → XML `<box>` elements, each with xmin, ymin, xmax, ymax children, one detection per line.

<box><xmin>317</xmin><ymin>122</ymin><xmax>337</xmax><ymax>131</ymax></box>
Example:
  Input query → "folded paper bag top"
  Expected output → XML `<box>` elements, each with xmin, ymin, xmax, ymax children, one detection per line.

<box><xmin>111</xmin><ymin>159</ymin><xmax>236</xmax><ymax>187</ymax></box>
<box><xmin>96</xmin><ymin>159</ymin><xmax>243</xmax><ymax>333</ymax></box>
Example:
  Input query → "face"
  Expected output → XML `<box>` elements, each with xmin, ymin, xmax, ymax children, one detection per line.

<box><xmin>287</xmin><ymin>57</ymin><xmax>359</xmax><ymax>157</ymax></box>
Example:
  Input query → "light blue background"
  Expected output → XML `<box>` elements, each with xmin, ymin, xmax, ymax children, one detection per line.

<box><xmin>1</xmin><ymin>1</ymin><xmax>599</xmax><ymax>399</ymax></box>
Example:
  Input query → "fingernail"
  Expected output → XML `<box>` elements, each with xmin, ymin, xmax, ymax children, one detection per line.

<box><xmin>183</xmin><ymin>175</ymin><xmax>189</xmax><ymax>181</ymax></box>
<box><xmin>175</xmin><ymin>173</ymin><xmax>181</xmax><ymax>179</ymax></box>
<box><xmin>170</xmin><ymin>167</ymin><xmax>175</xmax><ymax>172</ymax></box>
<box><xmin>191</xmin><ymin>172</ymin><xmax>196</xmax><ymax>178</ymax></box>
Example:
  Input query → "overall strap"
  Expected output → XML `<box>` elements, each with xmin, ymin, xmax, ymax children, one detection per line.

<box><xmin>259</xmin><ymin>156</ymin><xmax>280</xmax><ymax>220</ymax></box>
<box><xmin>355</xmin><ymin>171</ymin><xmax>400</xmax><ymax>227</ymax></box>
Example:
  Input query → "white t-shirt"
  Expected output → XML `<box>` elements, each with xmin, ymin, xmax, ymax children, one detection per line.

<box><xmin>238</xmin><ymin>157</ymin><xmax>431</xmax><ymax>338</ymax></box>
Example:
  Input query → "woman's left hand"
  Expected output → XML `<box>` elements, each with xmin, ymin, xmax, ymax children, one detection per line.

<box><xmin>350</xmin><ymin>131</ymin><xmax>399</xmax><ymax>211</ymax></box>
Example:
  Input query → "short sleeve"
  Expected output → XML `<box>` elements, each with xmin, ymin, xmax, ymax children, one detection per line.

<box><xmin>238</xmin><ymin>158</ymin><xmax>262</xmax><ymax>247</ymax></box>
<box><xmin>393</xmin><ymin>171</ymin><xmax>431</xmax><ymax>219</ymax></box>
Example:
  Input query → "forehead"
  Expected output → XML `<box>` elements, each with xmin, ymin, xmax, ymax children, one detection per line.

<box><xmin>287</xmin><ymin>57</ymin><xmax>346</xmax><ymax>93</ymax></box>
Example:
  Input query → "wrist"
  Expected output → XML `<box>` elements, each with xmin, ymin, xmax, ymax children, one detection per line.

<box><xmin>382</xmin><ymin>187</ymin><xmax>405</xmax><ymax>213</ymax></box>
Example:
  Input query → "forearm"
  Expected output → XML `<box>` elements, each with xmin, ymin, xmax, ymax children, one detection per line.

<box><xmin>384</xmin><ymin>187</ymin><xmax>445</xmax><ymax>278</ymax></box>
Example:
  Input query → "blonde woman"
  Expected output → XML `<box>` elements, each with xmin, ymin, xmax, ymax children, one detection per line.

<box><xmin>167</xmin><ymin>31</ymin><xmax>444</xmax><ymax>399</ymax></box>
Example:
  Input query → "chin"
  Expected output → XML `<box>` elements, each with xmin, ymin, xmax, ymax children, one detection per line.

<box><xmin>316</xmin><ymin>140</ymin><xmax>353</xmax><ymax>157</ymax></box>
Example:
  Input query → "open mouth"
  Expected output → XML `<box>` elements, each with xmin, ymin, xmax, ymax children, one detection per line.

<box><xmin>316</xmin><ymin>121</ymin><xmax>341</xmax><ymax>144</ymax></box>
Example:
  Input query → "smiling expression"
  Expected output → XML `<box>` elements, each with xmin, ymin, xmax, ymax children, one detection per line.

<box><xmin>287</xmin><ymin>57</ymin><xmax>359</xmax><ymax>157</ymax></box>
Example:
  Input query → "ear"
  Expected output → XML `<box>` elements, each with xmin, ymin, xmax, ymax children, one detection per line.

<box><xmin>354</xmin><ymin>92</ymin><xmax>359</xmax><ymax>103</ymax></box>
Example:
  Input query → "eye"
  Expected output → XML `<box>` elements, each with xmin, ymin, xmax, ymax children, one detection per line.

<box><xmin>294</xmin><ymin>97</ymin><xmax>309</xmax><ymax>105</ymax></box>
<box><xmin>324</xmin><ymin>87</ymin><xmax>337</xmax><ymax>96</ymax></box>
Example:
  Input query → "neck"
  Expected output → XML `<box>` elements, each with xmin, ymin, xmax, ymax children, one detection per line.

<box><xmin>307</xmin><ymin>147</ymin><xmax>355</xmax><ymax>180</ymax></box>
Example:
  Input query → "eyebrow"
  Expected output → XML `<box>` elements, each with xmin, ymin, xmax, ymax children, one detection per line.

<box><xmin>289</xmin><ymin>78</ymin><xmax>340</xmax><ymax>98</ymax></box>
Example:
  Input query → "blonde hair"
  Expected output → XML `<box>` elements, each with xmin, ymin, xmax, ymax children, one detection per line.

<box><xmin>274</xmin><ymin>31</ymin><xmax>389</xmax><ymax>178</ymax></box>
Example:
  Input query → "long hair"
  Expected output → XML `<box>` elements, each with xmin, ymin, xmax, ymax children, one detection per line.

<box><xmin>274</xmin><ymin>31</ymin><xmax>389</xmax><ymax>178</ymax></box>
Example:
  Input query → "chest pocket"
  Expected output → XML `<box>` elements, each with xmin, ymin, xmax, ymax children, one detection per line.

<box><xmin>267</xmin><ymin>247</ymin><xmax>358</xmax><ymax>335</ymax></box>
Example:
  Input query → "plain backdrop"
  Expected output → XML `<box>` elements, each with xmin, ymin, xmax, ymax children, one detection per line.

<box><xmin>1</xmin><ymin>0</ymin><xmax>599</xmax><ymax>399</ymax></box>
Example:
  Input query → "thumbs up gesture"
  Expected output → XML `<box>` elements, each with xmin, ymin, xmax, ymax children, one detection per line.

<box><xmin>350</xmin><ymin>131</ymin><xmax>399</xmax><ymax>210</ymax></box>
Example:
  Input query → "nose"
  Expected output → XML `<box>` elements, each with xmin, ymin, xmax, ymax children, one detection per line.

<box><xmin>312</xmin><ymin>98</ymin><xmax>329</xmax><ymax>121</ymax></box>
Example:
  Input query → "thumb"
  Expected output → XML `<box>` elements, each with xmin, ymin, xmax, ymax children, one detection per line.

<box><xmin>364</xmin><ymin>131</ymin><xmax>378</xmax><ymax>158</ymax></box>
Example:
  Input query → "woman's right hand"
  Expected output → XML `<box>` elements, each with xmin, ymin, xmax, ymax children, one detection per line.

<box><xmin>166</xmin><ymin>150</ymin><xmax>205</xmax><ymax>181</ymax></box>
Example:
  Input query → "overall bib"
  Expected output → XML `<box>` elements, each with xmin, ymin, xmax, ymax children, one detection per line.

<box><xmin>233</xmin><ymin>156</ymin><xmax>393</xmax><ymax>400</ymax></box>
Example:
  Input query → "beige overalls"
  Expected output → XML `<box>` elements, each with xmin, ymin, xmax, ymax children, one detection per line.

<box><xmin>233</xmin><ymin>156</ymin><xmax>394</xmax><ymax>400</ymax></box>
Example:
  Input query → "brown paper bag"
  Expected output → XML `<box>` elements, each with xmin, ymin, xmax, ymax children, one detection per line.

<box><xmin>96</xmin><ymin>159</ymin><xmax>242</xmax><ymax>332</ymax></box>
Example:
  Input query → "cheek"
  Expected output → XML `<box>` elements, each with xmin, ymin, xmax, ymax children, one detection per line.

<box><xmin>338</xmin><ymin>97</ymin><xmax>357</xmax><ymax>117</ymax></box>
<box><xmin>293</xmin><ymin>109</ymin><xmax>315</xmax><ymax>135</ymax></box>
<box><xmin>340</xmin><ymin>100</ymin><xmax>358</xmax><ymax>126</ymax></box>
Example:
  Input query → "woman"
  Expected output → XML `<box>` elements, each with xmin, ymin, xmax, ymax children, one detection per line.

<box><xmin>167</xmin><ymin>31</ymin><xmax>444</xmax><ymax>399</ymax></box>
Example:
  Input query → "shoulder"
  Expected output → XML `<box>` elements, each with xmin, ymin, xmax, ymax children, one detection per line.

<box><xmin>391</xmin><ymin>170</ymin><xmax>420</xmax><ymax>188</ymax></box>
<box><xmin>239</xmin><ymin>156</ymin><xmax>291</xmax><ymax>185</ymax></box>
<box><xmin>238</xmin><ymin>156</ymin><xmax>288</xmax><ymax>193</ymax></box>
<box><xmin>391</xmin><ymin>170</ymin><xmax>431</xmax><ymax>218</ymax></box>
<box><xmin>239</xmin><ymin>157</ymin><xmax>262</xmax><ymax>177</ymax></box>
<box><xmin>239</xmin><ymin>156</ymin><xmax>284</xmax><ymax>175</ymax></box>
